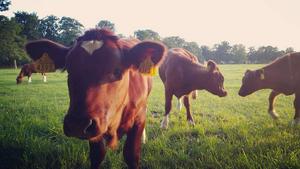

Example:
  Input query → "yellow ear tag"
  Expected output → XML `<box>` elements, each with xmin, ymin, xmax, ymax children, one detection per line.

<box><xmin>260</xmin><ymin>69</ymin><xmax>265</xmax><ymax>80</ymax></box>
<box><xmin>33</xmin><ymin>53</ymin><xmax>56</xmax><ymax>73</ymax></box>
<box><xmin>138</xmin><ymin>56</ymin><xmax>156</xmax><ymax>76</ymax></box>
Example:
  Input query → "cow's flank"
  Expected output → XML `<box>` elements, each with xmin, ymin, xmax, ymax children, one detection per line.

<box><xmin>25</xmin><ymin>29</ymin><xmax>166</xmax><ymax>169</ymax></box>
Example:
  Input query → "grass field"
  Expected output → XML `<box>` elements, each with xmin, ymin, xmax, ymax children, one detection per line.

<box><xmin>0</xmin><ymin>65</ymin><xmax>300</xmax><ymax>169</ymax></box>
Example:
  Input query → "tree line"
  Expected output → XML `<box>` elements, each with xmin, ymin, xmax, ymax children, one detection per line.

<box><xmin>0</xmin><ymin>11</ymin><xmax>85</xmax><ymax>66</ymax></box>
<box><xmin>0</xmin><ymin>2</ymin><xmax>296</xmax><ymax>66</ymax></box>
<box><xmin>134</xmin><ymin>30</ymin><xmax>294</xmax><ymax>64</ymax></box>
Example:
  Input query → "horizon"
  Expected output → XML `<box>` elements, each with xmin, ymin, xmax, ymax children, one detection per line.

<box><xmin>2</xmin><ymin>0</ymin><xmax>300</xmax><ymax>51</ymax></box>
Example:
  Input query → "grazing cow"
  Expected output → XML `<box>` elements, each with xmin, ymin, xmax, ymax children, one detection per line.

<box><xmin>159</xmin><ymin>48</ymin><xmax>227</xmax><ymax>129</ymax></box>
<box><xmin>239</xmin><ymin>52</ymin><xmax>300</xmax><ymax>125</ymax></box>
<box><xmin>25</xmin><ymin>29</ymin><xmax>166</xmax><ymax>169</ymax></box>
<box><xmin>16</xmin><ymin>63</ymin><xmax>47</xmax><ymax>84</ymax></box>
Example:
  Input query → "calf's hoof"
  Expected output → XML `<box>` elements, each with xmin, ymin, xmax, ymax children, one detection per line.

<box><xmin>188</xmin><ymin>119</ymin><xmax>195</xmax><ymax>126</ymax></box>
<box><xmin>268</xmin><ymin>110</ymin><xmax>279</xmax><ymax>120</ymax></box>
<box><xmin>160</xmin><ymin>115</ymin><xmax>169</xmax><ymax>129</ymax></box>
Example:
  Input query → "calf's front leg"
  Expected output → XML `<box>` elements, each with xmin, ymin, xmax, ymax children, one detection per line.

<box><xmin>161</xmin><ymin>88</ymin><xmax>173</xmax><ymax>129</ymax></box>
<box><xmin>123</xmin><ymin>121</ymin><xmax>145</xmax><ymax>169</ymax></box>
<box><xmin>28</xmin><ymin>75</ymin><xmax>32</xmax><ymax>83</ymax></box>
<box><xmin>89</xmin><ymin>140</ymin><xmax>106</xmax><ymax>169</ymax></box>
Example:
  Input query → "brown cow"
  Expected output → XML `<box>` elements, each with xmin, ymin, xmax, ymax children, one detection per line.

<box><xmin>239</xmin><ymin>52</ymin><xmax>300</xmax><ymax>125</ymax></box>
<box><xmin>16</xmin><ymin>63</ymin><xmax>47</xmax><ymax>84</ymax></box>
<box><xmin>25</xmin><ymin>29</ymin><xmax>166</xmax><ymax>169</ymax></box>
<box><xmin>159</xmin><ymin>48</ymin><xmax>227</xmax><ymax>129</ymax></box>
<box><xmin>175</xmin><ymin>49</ymin><xmax>198</xmax><ymax>112</ymax></box>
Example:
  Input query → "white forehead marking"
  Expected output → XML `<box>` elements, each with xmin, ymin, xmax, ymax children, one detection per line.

<box><xmin>81</xmin><ymin>40</ymin><xmax>104</xmax><ymax>55</ymax></box>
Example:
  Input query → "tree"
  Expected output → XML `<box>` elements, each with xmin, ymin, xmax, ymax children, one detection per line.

<box><xmin>38</xmin><ymin>16</ymin><xmax>84</xmax><ymax>45</ymax></box>
<box><xmin>213</xmin><ymin>41</ymin><xmax>232</xmax><ymax>63</ymax></box>
<box><xmin>58</xmin><ymin>16</ymin><xmax>83</xmax><ymax>45</ymax></box>
<box><xmin>38</xmin><ymin>15</ymin><xmax>60</xmax><ymax>41</ymax></box>
<box><xmin>248</xmin><ymin>46</ymin><xmax>284</xmax><ymax>63</ymax></box>
<box><xmin>117</xmin><ymin>33</ymin><xmax>126</xmax><ymax>38</ymax></box>
<box><xmin>247</xmin><ymin>47</ymin><xmax>256</xmax><ymax>63</ymax></box>
<box><xmin>162</xmin><ymin>36</ymin><xmax>185</xmax><ymax>48</ymax></box>
<box><xmin>285</xmin><ymin>47</ymin><xmax>294</xmax><ymax>54</ymax></box>
<box><xmin>0</xmin><ymin>15</ymin><xmax>28</xmax><ymax>66</ymax></box>
<box><xmin>13</xmin><ymin>11</ymin><xmax>40</xmax><ymax>40</ymax></box>
<box><xmin>201</xmin><ymin>45</ymin><xmax>215</xmax><ymax>62</ymax></box>
<box><xmin>0</xmin><ymin>0</ymin><xmax>10</xmax><ymax>11</ymax></box>
<box><xmin>134</xmin><ymin>29</ymin><xmax>160</xmax><ymax>41</ymax></box>
<box><xmin>230</xmin><ymin>44</ymin><xmax>247</xmax><ymax>64</ymax></box>
<box><xmin>96</xmin><ymin>20</ymin><xmax>115</xmax><ymax>32</ymax></box>
<box><xmin>183</xmin><ymin>41</ymin><xmax>201</xmax><ymax>60</ymax></box>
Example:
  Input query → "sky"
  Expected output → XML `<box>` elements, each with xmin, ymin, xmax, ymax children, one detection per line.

<box><xmin>2</xmin><ymin>0</ymin><xmax>300</xmax><ymax>50</ymax></box>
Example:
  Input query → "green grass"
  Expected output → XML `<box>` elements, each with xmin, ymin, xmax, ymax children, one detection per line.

<box><xmin>0</xmin><ymin>65</ymin><xmax>300</xmax><ymax>169</ymax></box>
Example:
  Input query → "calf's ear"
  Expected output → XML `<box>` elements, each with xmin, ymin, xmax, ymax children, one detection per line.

<box><xmin>124</xmin><ymin>41</ymin><xmax>167</xmax><ymax>75</ymax></box>
<box><xmin>25</xmin><ymin>39</ymin><xmax>70</xmax><ymax>70</ymax></box>
<box><xmin>256</xmin><ymin>69</ymin><xmax>265</xmax><ymax>80</ymax></box>
<box><xmin>207</xmin><ymin>60</ymin><xmax>217</xmax><ymax>72</ymax></box>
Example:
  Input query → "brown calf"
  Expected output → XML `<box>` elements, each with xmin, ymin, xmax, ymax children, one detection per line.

<box><xmin>16</xmin><ymin>63</ymin><xmax>47</xmax><ymax>84</ymax></box>
<box><xmin>25</xmin><ymin>29</ymin><xmax>166</xmax><ymax>169</ymax></box>
<box><xmin>239</xmin><ymin>52</ymin><xmax>300</xmax><ymax>125</ymax></box>
<box><xmin>159</xmin><ymin>48</ymin><xmax>227</xmax><ymax>129</ymax></box>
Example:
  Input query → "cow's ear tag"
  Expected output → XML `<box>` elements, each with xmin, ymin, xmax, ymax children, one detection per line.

<box><xmin>33</xmin><ymin>53</ymin><xmax>56</xmax><ymax>72</ymax></box>
<box><xmin>138</xmin><ymin>56</ymin><xmax>156</xmax><ymax>76</ymax></box>
<box><xmin>260</xmin><ymin>69</ymin><xmax>265</xmax><ymax>80</ymax></box>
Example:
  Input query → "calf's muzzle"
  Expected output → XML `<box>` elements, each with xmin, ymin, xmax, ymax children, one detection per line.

<box><xmin>63</xmin><ymin>114</ymin><xmax>100</xmax><ymax>139</ymax></box>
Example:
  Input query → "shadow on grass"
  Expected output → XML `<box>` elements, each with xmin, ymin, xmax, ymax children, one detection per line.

<box><xmin>0</xmin><ymin>121</ymin><xmax>87</xmax><ymax>169</ymax></box>
<box><xmin>0</xmin><ymin>143</ymin><xmax>24</xmax><ymax>169</ymax></box>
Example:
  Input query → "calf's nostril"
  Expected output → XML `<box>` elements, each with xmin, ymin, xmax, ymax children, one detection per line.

<box><xmin>84</xmin><ymin>119</ymin><xmax>97</xmax><ymax>135</ymax></box>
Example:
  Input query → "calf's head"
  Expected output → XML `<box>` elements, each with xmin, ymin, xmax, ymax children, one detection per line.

<box><xmin>16</xmin><ymin>74</ymin><xmax>23</xmax><ymax>84</ymax></box>
<box><xmin>25</xmin><ymin>29</ymin><xmax>166</xmax><ymax>141</ymax></box>
<box><xmin>16</xmin><ymin>65</ymin><xmax>29</xmax><ymax>84</ymax></box>
<box><xmin>205</xmin><ymin>60</ymin><xmax>227</xmax><ymax>97</ymax></box>
<box><xmin>239</xmin><ymin>69</ymin><xmax>264</xmax><ymax>96</ymax></box>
